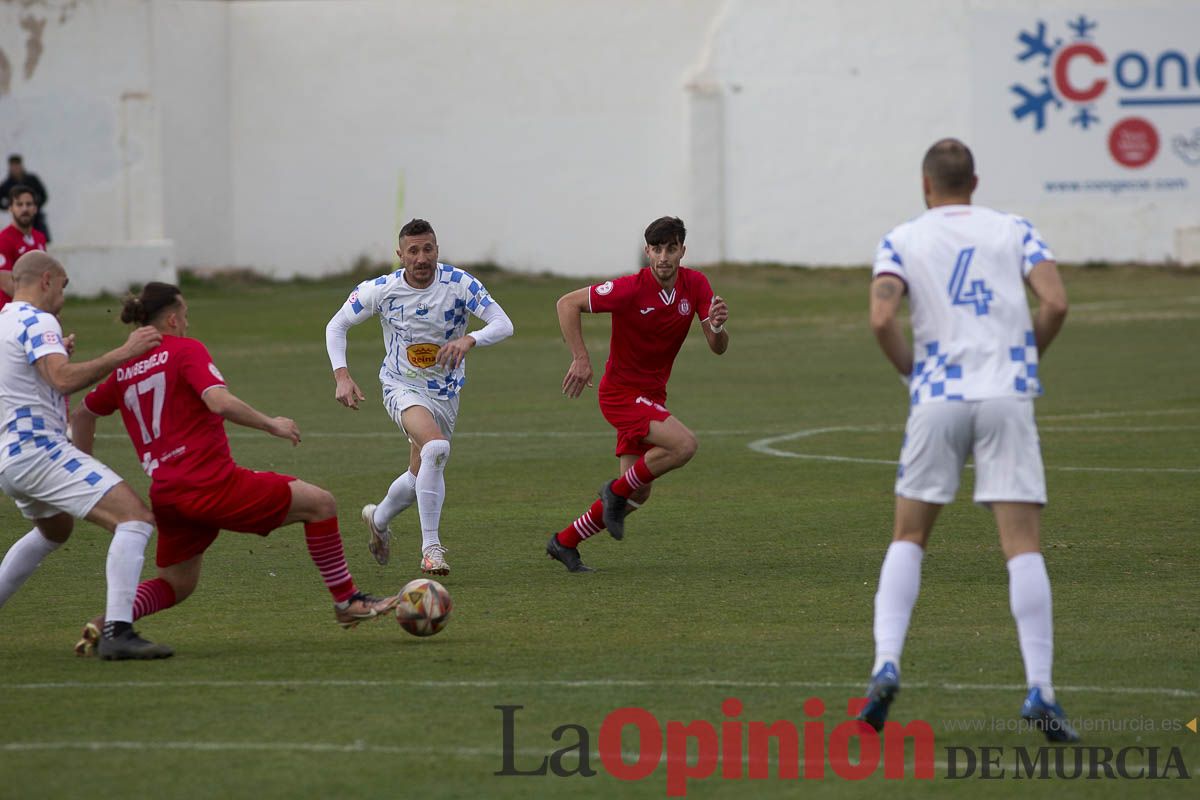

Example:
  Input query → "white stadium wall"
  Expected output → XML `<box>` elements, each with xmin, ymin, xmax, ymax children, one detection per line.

<box><xmin>1</xmin><ymin>0</ymin><xmax>1197</xmax><ymax>289</ymax></box>
<box><xmin>224</xmin><ymin>0</ymin><xmax>724</xmax><ymax>278</ymax></box>
<box><xmin>0</xmin><ymin>0</ymin><xmax>159</xmax><ymax>245</ymax></box>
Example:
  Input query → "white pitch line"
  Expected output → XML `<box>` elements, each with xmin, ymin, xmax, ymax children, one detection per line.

<box><xmin>0</xmin><ymin>740</ymin><xmax>535</xmax><ymax>759</ymax></box>
<box><xmin>1038</xmin><ymin>408</ymin><xmax>1199</xmax><ymax>421</ymax></box>
<box><xmin>92</xmin><ymin>430</ymin><xmax>766</xmax><ymax>440</ymax></box>
<box><xmin>0</xmin><ymin>741</ymin><xmax>992</xmax><ymax>775</ymax></box>
<box><xmin>2</xmin><ymin>678</ymin><xmax>1194</xmax><ymax>698</ymax></box>
<box><xmin>748</xmin><ymin>418</ymin><xmax>1200</xmax><ymax>474</ymax></box>
<box><xmin>1038</xmin><ymin>425</ymin><xmax>1200</xmax><ymax>432</ymax></box>
<box><xmin>0</xmin><ymin>742</ymin><xmax>1186</xmax><ymax>779</ymax></box>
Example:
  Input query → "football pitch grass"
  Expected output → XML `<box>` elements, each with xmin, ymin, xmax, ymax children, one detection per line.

<box><xmin>0</xmin><ymin>263</ymin><xmax>1197</xmax><ymax>799</ymax></box>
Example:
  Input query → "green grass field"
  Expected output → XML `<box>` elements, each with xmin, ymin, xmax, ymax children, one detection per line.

<box><xmin>1</xmin><ymin>264</ymin><xmax>1197</xmax><ymax>799</ymax></box>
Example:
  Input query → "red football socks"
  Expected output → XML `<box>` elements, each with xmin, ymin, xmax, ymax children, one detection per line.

<box><xmin>610</xmin><ymin>457</ymin><xmax>655</xmax><ymax>498</ymax></box>
<box><xmin>131</xmin><ymin>577</ymin><xmax>177</xmax><ymax>621</ymax></box>
<box><xmin>304</xmin><ymin>518</ymin><xmax>356</xmax><ymax>602</ymax></box>
<box><xmin>556</xmin><ymin>498</ymin><xmax>605</xmax><ymax>548</ymax></box>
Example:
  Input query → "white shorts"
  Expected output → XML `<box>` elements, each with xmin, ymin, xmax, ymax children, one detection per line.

<box><xmin>895</xmin><ymin>398</ymin><xmax>1046</xmax><ymax>506</ymax></box>
<box><xmin>0</xmin><ymin>443</ymin><xmax>124</xmax><ymax>521</ymax></box>
<box><xmin>381</xmin><ymin>382</ymin><xmax>459</xmax><ymax>441</ymax></box>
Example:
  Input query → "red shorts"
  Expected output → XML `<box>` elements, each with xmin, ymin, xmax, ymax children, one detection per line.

<box><xmin>150</xmin><ymin>467</ymin><xmax>295</xmax><ymax>568</ymax></box>
<box><xmin>598</xmin><ymin>386</ymin><xmax>672</xmax><ymax>457</ymax></box>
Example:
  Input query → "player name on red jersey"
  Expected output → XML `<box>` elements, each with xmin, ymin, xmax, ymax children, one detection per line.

<box><xmin>117</xmin><ymin>351</ymin><xmax>170</xmax><ymax>382</ymax></box>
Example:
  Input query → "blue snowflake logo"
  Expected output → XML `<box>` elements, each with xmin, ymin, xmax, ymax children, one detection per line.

<box><xmin>1010</xmin><ymin>15</ymin><xmax>1099</xmax><ymax>133</ymax></box>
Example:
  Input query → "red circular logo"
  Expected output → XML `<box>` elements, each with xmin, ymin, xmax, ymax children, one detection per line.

<box><xmin>1108</xmin><ymin>117</ymin><xmax>1159</xmax><ymax>168</ymax></box>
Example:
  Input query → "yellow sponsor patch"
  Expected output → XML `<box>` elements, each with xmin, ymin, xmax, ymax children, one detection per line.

<box><xmin>406</xmin><ymin>343</ymin><xmax>441</xmax><ymax>368</ymax></box>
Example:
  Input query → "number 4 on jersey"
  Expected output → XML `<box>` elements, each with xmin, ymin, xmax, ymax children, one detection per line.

<box><xmin>947</xmin><ymin>247</ymin><xmax>993</xmax><ymax>315</ymax></box>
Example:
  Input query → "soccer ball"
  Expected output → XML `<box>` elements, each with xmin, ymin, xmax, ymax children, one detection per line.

<box><xmin>395</xmin><ymin>578</ymin><xmax>453</xmax><ymax>637</ymax></box>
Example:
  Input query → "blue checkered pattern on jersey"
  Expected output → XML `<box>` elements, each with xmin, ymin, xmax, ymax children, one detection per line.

<box><xmin>1016</xmin><ymin>218</ymin><xmax>1052</xmax><ymax>268</ymax></box>
<box><xmin>880</xmin><ymin>237</ymin><xmax>903</xmax><ymax>266</ymax></box>
<box><xmin>1009</xmin><ymin>330</ymin><xmax>1041</xmax><ymax>394</ymax></box>
<box><xmin>909</xmin><ymin>341</ymin><xmax>965</xmax><ymax>406</ymax></box>
<box><xmin>60</xmin><ymin>456</ymin><xmax>103</xmax><ymax>485</ymax></box>
<box><xmin>6</xmin><ymin>408</ymin><xmax>101</xmax><ymax>481</ymax></box>
<box><xmin>5</xmin><ymin>407</ymin><xmax>66</xmax><ymax>459</ymax></box>
<box><xmin>443</xmin><ymin>298</ymin><xmax>468</xmax><ymax>340</ymax></box>
<box><xmin>466</xmin><ymin>291</ymin><xmax>493</xmax><ymax>312</ymax></box>
<box><xmin>424</xmin><ymin>374</ymin><xmax>467</xmax><ymax>399</ymax></box>
<box><xmin>15</xmin><ymin>306</ymin><xmax>47</xmax><ymax>362</ymax></box>
<box><xmin>435</xmin><ymin>266</ymin><xmax>493</xmax><ymax>335</ymax></box>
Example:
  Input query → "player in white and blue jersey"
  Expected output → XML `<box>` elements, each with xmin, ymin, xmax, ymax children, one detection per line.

<box><xmin>858</xmin><ymin>140</ymin><xmax>1077</xmax><ymax>741</ymax></box>
<box><xmin>325</xmin><ymin>219</ymin><xmax>513</xmax><ymax>576</ymax></box>
<box><xmin>0</xmin><ymin>251</ymin><xmax>172</xmax><ymax>659</ymax></box>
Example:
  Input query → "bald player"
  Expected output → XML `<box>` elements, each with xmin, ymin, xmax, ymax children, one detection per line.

<box><xmin>0</xmin><ymin>252</ymin><xmax>173</xmax><ymax>660</ymax></box>
<box><xmin>857</xmin><ymin>139</ymin><xmax>1076</xmax><ymax>742</ymax></box>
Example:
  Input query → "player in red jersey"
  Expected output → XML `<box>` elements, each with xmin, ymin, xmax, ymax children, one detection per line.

<box><xmin>546</xmin><ymin>216</ymin><xmax>730</xmax><ymax>572</ymax></box>
<box><xmin>69</xmin><ymin>283</ymin><xmax>398</xmax><ymax>653</ymax></box>
<box><xmin>0</xmin><ymin>186</ymin><xmax>48</xmax><ymax>310</ymax></box>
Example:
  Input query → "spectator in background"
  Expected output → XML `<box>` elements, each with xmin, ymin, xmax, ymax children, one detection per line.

<box><xmin>0</xmin><ymin>156</ymin><xmax>50</xmax><ymax>243</ymax></box>
<box><xmin>0</xmin><ymin>185</ymin><xmax>48</xmax><ymax>310</ymax></box>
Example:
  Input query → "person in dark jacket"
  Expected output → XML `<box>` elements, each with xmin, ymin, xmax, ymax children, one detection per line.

<box><xmin>0</xmin><ymin>155</ymin><xmax>50</xmax><ymax>243</ymax></box>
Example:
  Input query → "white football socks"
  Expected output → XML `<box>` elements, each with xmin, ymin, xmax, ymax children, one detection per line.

<box><xmin>872</xmin><ymin>540</ymin><xmax>925</xmax><ymax>675</ymax></box>
<box><xmin>416</xmin><ymin>440</ymin><xmax>451</xmax><ymax>551</ymax></box>
<box><xmin>1008</xmin><ymin>551</ymin><xmax>1055</xmax><ymax>701</ymax></box>
<box><xmin>0</xmin><ymin>528</ymin><xmax>61</xmax><ymax>608</ymax></box>
<box><xmin>105</xmin><ymin>521</ymin><xmax>153</xmax><ymax>624</ymax></box>
<box><xmin>375</xmin><ymin>471</ymin><xmax>417</xmax><ymax>527</ymax></box>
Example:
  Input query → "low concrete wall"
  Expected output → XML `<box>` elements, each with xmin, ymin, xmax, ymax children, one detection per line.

<box><xmin>50</xmin><ymin>241</ymin><xmax>177</xmax><ymax>298</ymax></box>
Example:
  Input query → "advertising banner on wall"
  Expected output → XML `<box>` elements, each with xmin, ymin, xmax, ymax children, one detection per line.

<box><xmin>971</xmin><ymin>9</ymin><xmax>1200</xmax><ymax>202</ymax></box>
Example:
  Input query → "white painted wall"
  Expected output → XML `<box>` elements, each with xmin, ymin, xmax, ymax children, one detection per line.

<box><xmin>3</xmin><ymin>0</ymin><xmax>1198</xmax><ymax>283</ymax></box>
<box><xmin>227</xmin><ymin>0</ymin><xmax>722</xmax><ymax>278</ymax></box>
<box><xmin>0</xmin><ymin>0</ymin><xmax>163</xmax><ymax>244</ymax></box>
<box><xmin>154</xmin><ymin>0</ymin><xmax>231</xmax><ymax>268</ymax></box>
<box><xmin>688</xmin><ymin>0</ymin><xmax>1200</xmax><ymax>266</ymax></box>
<box><xmin>0</xmin><ymin>0</ymin><xmax>180</xmax><ymax>294</ymax></box>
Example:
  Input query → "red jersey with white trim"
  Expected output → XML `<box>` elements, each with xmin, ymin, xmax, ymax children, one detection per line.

<box><xmin>84</xmin><ymin>335</ymin><xmax>233</xmax><ymax>502</ymax></box>
<box><xmin>589</xmin><ymin>266</ymin><xmax>714</xmax><ymax>395</ymax></box>
<box><xmin>0</xmin><ymin>224</ymin><xmax>48</xmax><ymax>309</ymax></box>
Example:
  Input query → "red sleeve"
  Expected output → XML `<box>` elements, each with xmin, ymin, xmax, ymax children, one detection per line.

<box><xmin>84</xmin><ymin>372</ymin><xmax>121</xmax><ymax>417</ymax></box>
<box><xmin>0</xmin><ymin>232</ymin><xmax>16</xmax><ymax>272</ymax></box>
<box><xmin>179</xmin><ymin>340</ymin><xmax>228</xmax><ymax>397</ymax></box>
<box><xmin>691</xmin><ymin>271</ymin><xmax>716</xmax><ymax>322</ymax></box>
<box><xmin>588</xmin><ymin>274</ymin><xmax>639</xmax><ymax>314</ymax></box>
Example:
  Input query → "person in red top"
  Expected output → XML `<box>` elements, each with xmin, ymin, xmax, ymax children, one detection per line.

<box><xmin>69</xmin><ymin>282</ymin><xmax>398</xmax><ymax>653</ymax></box>
<box><xmin>547</xmin><ymin>216</ymin><xmax>730</xmax><ymax>572</ymax></box>
<box><xmin>0</xmin><ymin>186</ymin><xmax>48</xmax><ymax>310</ymax></box>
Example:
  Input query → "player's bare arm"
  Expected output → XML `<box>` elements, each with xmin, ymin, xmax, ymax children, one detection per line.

<box><xmin>702</xmin><ymin>294</ymin><xmax>730</xmax><ymax>355</ymax></box>
<box><xmin>557</xmin><ymin>287</ymin><xmax>594</xmax><ymax>398</ymax></box>
<box><xmin>1026</xmin><ymin>260</ymin><xmax>1069</xmax><ymax>356</ymax></box>
<box><xmin>35</xmin><ymin>325</ymin><xmax>161</xmax><ymax>395</ymax></box>
<box><xmin>69</xmin><ymin>404</ymin><xmax>99</xmax><ymax>455</ymax></box>
<box><xmin>202</xmin><ymin>386</ymin><xmax>301</xmax><ymax>445</ymax></box>
<box><xmin>869</xmin><ymin>275</ymin><xmax>913</xmax><ymax>376</ymax></box>
<box><xmin>0</xmin><ymin>271</ymin><xmax>12</xmax><ymax>297</ymax></box>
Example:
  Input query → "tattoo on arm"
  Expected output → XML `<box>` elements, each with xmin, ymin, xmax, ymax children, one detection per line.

<box><xmin>873</xmin><ymin>280</ymin><xmax>900</xmax><ymax>301</ymax></box>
